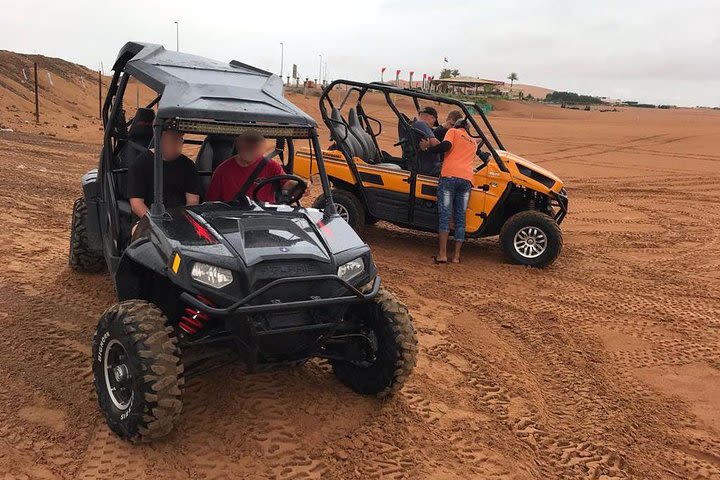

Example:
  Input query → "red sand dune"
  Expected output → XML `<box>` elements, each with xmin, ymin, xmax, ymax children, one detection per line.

<box><xmin>1</xmin><ymin>51</ymin><xmax>719</xmax><ymax>480</ymax></box>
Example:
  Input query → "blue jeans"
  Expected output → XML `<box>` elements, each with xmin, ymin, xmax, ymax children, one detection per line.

<box><xmin>437</xmin><ymin>176</ymin><xmax>472</xmax><ymax>242</ymax></box>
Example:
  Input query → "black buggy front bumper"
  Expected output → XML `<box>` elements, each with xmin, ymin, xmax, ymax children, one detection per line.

<box><xmin>179</xmin><ymin>275</ymin><xmax>382</xmax><ymax>375</ymax></box>
<box><xmin>553</xmin><ymin>188</ymin><xmax>569</xmax><ymax>224</ymax></box>
<box><xmin>180</xmin><ymin>274</ymin><xmax>381</xmax><ymax>317</ymax></box>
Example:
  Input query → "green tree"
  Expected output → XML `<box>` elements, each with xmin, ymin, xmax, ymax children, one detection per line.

<box><xmin>440</xmin><ymin>68</ymin><xmax>461</xmax><ymax>79</ymax></box>
<box><xmin>507</xmin><ymin>72</ymin><xmax>518</xmax><ymax>89</ymax></box>
<box><xmin>544</xmin><ymin>91</ymin><xmax>603</xmax><ymax>104</ymax></box>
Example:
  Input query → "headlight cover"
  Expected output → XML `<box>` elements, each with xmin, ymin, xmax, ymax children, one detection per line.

<box><xmin>337</xmin><ymin>258</ymin><xmax>364</xmax><ymax>282</ymax></box>
<box><xmin>190</xmin><ymin>262</ymin><xmax>233</xmax><ymax>288</ymax></box>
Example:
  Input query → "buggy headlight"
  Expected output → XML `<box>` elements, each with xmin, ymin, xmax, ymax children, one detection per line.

<box><xmin>191</xmin><ymin>262</ymin><xmax>233</xmax><ymax>288</ymax></box>
<box><xmin>337</xmin><ymin>258</ymin><xmax>364</xmax><ymax>282</ymax></box>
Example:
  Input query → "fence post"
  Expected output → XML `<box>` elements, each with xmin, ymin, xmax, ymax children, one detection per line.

<box><xmin>98</xmin><ymin>70</ymin><xmax>102</xmax><ymax>121</ymax></box>
<box><xmin>34</xmin><ymin>62</ymin><xmax>39</xmax><ymax>124</ymax></box>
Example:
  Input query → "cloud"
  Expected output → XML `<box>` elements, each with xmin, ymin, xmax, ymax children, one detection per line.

<box><xmin>0</xmin><ymin>0</ymin><xmax>717</xmax><ymax>106</ymax></box>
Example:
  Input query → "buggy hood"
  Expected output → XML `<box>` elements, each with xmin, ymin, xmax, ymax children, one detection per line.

<box><xmin>204</xmin><ymin>212</ymin><xmax>331</xmax><ymax>267</ymax></box>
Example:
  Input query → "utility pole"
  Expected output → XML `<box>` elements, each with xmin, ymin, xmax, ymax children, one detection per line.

<box><xmin>174</xmin><ymin>21</ymin><xmax>179</xmax><ymax>51</ymax></box>
<box><xmin>318</xmin><ymin>54</ymin><xmax>323</xmax><ymax>87</ymax></box>
<box><xmin>33</xmin><ymin>62</ymin><xmax>39</xmax><ymax>124</ymax></box>
<box><xmin>279</xmin><ymin>42</ymin><xmax>284</xmax><ymax>79</ymax></box>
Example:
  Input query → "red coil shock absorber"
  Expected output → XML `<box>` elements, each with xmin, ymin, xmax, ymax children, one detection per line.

<box><xmin>179</xmin><ymin>295</ymin><xmax>214</xmax><ymax>335</ymax></box>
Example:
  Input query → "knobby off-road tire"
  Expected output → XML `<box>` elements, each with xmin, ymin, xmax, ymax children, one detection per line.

<box><xmin>499</xmin><ymin>210</ymin><xmax>563</xmax><ymax>268</ymax></box>
<box><xmin>312</xmin><ymin>189</ymin><xmax>366</xmax><ymax>234</ymax></box>
<box><xmin>69</xmin><ymin>197</ymin><xmax>104</xmax><ymax>272</ymax></box>
<box><xmin>92</xmin><ymin>300</ymin><xmax>184</xmax><ymax>443</ymax></box>
<box><xmin>331</xmin><ymin>288</ymin><xmax>417</xmax><ymax>398</ymax></box>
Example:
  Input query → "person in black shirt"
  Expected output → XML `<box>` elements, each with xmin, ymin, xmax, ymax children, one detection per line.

<box><xmin>414</xmin><ymin>106</ymin><xmax>442</xmax><ymax>176</ymax></box>
<box><xmin>433</xmin><ymin>110</ymin><xmax>464</xmax><ymax>142</ymax></box>
<box><xmin>127</xmin><ymin>130</ymin><xmax>200</xmax><ymax>224</ymax></box>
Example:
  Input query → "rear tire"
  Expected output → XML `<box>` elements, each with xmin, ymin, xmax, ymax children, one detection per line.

<box><xmin>330</xmin><ymin>288</ymin><xmax>417</xmax><ymax>398</ymax></box>
<box><xmin>312</xmin><ymin>189</ymin><xmax>366</xmax><ymax>234</ymax></box>
<box><xmin>499</xmin><ymin>210</ymin><xmax>562</xmax><ymax>267</ymax></box>
<box><xmin>69</xmin><ymin>197</ymin><xmax>104</xmax><ymax>272</ymax></box>
<box><xmin>92</xmin><ymin>300</ymin><xmax>184</xmax><ymax>443</ymax></box>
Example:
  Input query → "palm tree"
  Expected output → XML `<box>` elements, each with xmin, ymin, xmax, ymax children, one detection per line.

<box><xmin>507</xmin><ymin>72</ymin><xmax>518</xmax><ymax>90</ymax></box>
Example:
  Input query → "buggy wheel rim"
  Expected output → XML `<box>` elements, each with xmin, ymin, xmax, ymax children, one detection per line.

<box><xmin>334</xmin><ymin>203</ymin><xmax>350</xmax><ymax>222</ymax></box>
<box><xmin>513</xmin><ymin>226</ymin><xmax>547</xmax><ymax>259</ymax></box>
<box><xmin>103</xmin><ymin>339</ymin><xmax>134</xmax><ymax>411</ymax></box>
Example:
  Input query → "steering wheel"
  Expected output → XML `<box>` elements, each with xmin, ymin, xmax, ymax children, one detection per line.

<box><xmin>251</xmin><ymin>174</ymin><xmax>308</xmax><ymax>205</ymax></box>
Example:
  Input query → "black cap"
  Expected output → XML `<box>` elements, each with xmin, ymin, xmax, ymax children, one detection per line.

<box><xmin>418</xmin><ymin>106</ymin><xmax>438</xmax><ymax>119</ymax></box>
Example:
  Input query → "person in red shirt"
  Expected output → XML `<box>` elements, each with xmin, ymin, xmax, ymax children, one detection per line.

<box><xmin>205</xmin><ymin>133</ymin><xmax>286</xmax><ymax>203</ymax></box>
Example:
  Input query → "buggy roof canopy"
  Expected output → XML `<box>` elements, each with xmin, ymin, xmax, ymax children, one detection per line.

<box><xmin>113</xmin><ymin>42</ymin><xmax>316</xmax><ymax>130</ymax></box>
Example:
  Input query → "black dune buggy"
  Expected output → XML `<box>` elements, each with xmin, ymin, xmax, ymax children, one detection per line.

<box><xmin>69</xmin><ymin>42</ymin><xmax>417</xmax><ymax>442</ymax></box>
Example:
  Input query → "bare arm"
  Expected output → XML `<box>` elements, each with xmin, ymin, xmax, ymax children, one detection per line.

<box><xmin>186</xmin><ymin>193</ymin><xmax>200</xmax><ymax>206</ymax></box>
<box><xmin>130</xmin><ymin>197</ymin><xmax>149</xmax><ymax>218</ymax></box>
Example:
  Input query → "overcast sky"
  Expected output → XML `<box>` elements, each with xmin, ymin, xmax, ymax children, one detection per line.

<box><xmin>1</xmin><ymin>0</ymin><xmax>718</xmax><ymax>106</ymax></box>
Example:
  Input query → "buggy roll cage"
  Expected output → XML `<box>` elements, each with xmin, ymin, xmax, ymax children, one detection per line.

<box><xmin>98</xmin><ymin>42</ymin><xmax>338</xmax><ymax>254</ymax></box>
<box><xmin>318</xmin><ymin>79</ymin><xmax>509</xmax><ymax>174</ymax></box>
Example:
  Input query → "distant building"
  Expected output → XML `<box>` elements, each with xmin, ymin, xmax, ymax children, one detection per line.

<box><xmin>430</xmin><ymin>76</ymin><xmax>504</xmax><ymax>95</ymax></box>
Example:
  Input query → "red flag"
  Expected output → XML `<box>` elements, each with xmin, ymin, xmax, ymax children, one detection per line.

<box><xmin>381</xmin><ymin>67</ymin><xmax>386</xmax><ymax>73</ymax></box>
<box><xmin>410</xmin><ymin>71</ymin><xmax>414</xmax><ymax>76</ymax></box>
<box><xmin>423</xmin><ymin>73</ymin><xmax>427</xmax><ymax>79</ymax></box>
<box><xmin>396</xmin><ymin>69</ymin><xmax>401</xmax><ymax>75</ymax></box>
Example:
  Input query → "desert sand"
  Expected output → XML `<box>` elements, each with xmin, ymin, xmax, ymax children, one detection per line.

<box><xmin>0</xmin><ymin>51</ymin><xmax>719</xmax><ymax>479</ymax></box>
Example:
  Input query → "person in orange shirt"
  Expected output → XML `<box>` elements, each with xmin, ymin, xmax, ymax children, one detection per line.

<box><xmin>422</xmin><ymin>117</ymin><xmax>477</xmax><ymax>263</ymax></box>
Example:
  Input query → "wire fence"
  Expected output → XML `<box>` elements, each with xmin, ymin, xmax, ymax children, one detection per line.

<box><xmin>1</xmin><ymin>60</ymin><xmax>107</xmax><ymax>125</ymax></box>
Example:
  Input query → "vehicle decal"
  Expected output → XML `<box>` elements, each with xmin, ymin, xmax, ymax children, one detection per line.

<box><xmin>97</xmin><ymin>331</ymin><xmax>110</xmax><ymax>362</ymax></box>
<box><xmin>359</xmin><ymin>172</ymin><xmax>384</xmax><ymax>185</ymax></box>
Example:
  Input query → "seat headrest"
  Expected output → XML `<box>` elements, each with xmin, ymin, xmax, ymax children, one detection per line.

<box><xmin>128</xmin><ymin>108</ymin><xmax>155</xmax><ymax>145</ymax></box>
<box><xmin>329</xmin><ymin>107</ymin><xmax>348</xmax><ymax>137</ymax></box>
<box><xmin>347</xmin><ymin>108</ymin><xmax>360</xmax><ymax>127</ymax></box>
<box><xmin>331</xmin><ymin>107</ymin><xmax>343</xmax><ymax>122</ymax></box>
<box><xmin>196</xmin><ymin>135</ymin><xmax>235</xmax><ymax>171</ymax></box>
